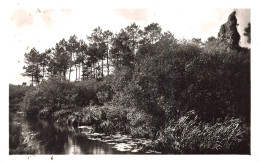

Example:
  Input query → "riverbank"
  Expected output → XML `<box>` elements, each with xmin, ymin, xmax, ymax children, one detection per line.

<box><xmin>10</xmin><ymin>112</ymin><xmax>160</xmax><ymax>154</ymax></box>
<box><xmin>9</xmin><ymin>83</ymin><xmax>161</xmax><ymax>154</ymax></box>
<box><xmin>24</xmin><ymin>104</ymin><xmax>250</xmax><ymax>154</ymax></box>
<box><xmin>9</xmin><ymin>113</ymin><xmax>39</xmax><ymax>154</ymax></box>
<box><xmin>37</xmin><ymin>105</ymin><xmax>154</xmax><ymax>138</ymax></box>
<box><xmin>37</xmin><ymin>105</ymin><xmax>160</xmax><ymax>153</ymax></box>
<box><xmin>10</xmin><ymin>75</ymin><xmax>250</xmax><ymax>154</ymax></box>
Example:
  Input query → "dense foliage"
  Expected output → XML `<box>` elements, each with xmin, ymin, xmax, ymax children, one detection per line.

<box><xmin>21</xmin><ymin>77</ymin><xmax>112</xmax><ymax>117</ymax></box>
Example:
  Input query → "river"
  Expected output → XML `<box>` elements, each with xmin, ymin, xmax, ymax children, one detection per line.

<box><xmin>9</xmin><ymin>113</ymin><xmax>153</xmax><ymax>154</ymax></box>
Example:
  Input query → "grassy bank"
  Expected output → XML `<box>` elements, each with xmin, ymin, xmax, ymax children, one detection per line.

<box><xmin>151</xmin><ymin>111</ymin><xmax>250</xmax><ymax>154</ymax></box>
<box><xmin>21</xmin><ymin>101</ymin><xmax>250</xmax><ymax>154</ymax></box>
<box><xmin>40</xmin><ymin>105</ymin><xmax>154</xmax><ymax>138</ymax></box>
<box><xmin>9</xmin><ymin>116</ymin><xmax>39</xmax><ymax>154</ymax></box>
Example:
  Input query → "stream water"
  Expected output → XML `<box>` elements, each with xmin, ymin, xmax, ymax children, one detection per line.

<box><xmin>9</xmin><ymin>113</ymin><xmax>158</xmax><ymax>154</ymax></box>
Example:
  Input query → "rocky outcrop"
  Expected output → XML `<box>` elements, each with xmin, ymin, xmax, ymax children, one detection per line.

<box><xmin>218</xmin><ymin>11</ymin><xmax>240</xmax><ymax>50</ymax></box>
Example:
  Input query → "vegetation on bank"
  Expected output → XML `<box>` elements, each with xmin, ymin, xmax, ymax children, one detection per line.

<box><xmin>9</xmin><ymin>84</ymin><xmax>30</xmax><ymax>112</ymax></box>
<box><xmin>11</xmin><ymin>11</ymin><xmax>251</xmax><ymax>154</ymax></box>
<box><xmin>9</xmin><ymin>117</ymin><xmax>39</xmax><ymax>154</ymax></box>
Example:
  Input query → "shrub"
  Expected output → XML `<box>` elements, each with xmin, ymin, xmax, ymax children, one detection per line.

<box><xmin>21</xmin><ymin>76</ymin><xmax>114</xmax><ymax>117</ymax></box>
<box><xmin>100</xmin><ymin>120</ymin><xmax>116</xmax><ymax>134</ymax></box>
<box><xmin>22</xmin><ymin>88</ymin><xmax>43</xmax><ymax>117</ymax></box>
<box><xmin>53</xmin><ymin>109</ymin><xmax>73</xmax><ymax>122</ymax></box>
<box><xmin>38</xmin><ymin>108</ymin><xmax>51</xmax><ymax>119</ymax></box>
<box><xmin>127</xmin><ymin>109</ymin><xmax>154</xmax><ymax>138</ymax></box>
<box><xmin>21</xmin><ymin>77</ymin><xmax>72</xmax><ymax>117</ymax></box>
<box><xmin>71</xmin><ymin>78</ymin><xmax>113</xmax><ymax>106</ymax></box>
<box><xmin>106</xmin><ymin>106</ymin><xmax>128</xmax><ymax>133</ymax></box>
<box><xmin>72</xmin><ymin>80</ymin><xmax>97</xmax><ymax>106</ymax></box>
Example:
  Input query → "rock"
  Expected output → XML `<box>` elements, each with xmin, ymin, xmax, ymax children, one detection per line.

<box><xmin>217</xmin><ymin>11</ymin><xmax>240</xmax><ymax>50</ymax></box>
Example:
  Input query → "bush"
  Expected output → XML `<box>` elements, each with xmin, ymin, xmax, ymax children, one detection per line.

<box><xmin>106</xmin><ymin>106</ymin><xmax>128</xmax><ymax>133</ymax></box>
<box><xmin>71</xmin><ymin>80</ymin><xmax>97</xmax><ymax>106</ymax></box>
<box><xmin>100</xmin><ymin>120</ymin><xmax>116</xmax><ymax>134</ymax></box>
<box><xmin>22</xmin><ymin>88</ymin><xmax>43</xmax><ymax>117</ymax></box>
<box><xmin>21</xmin><ymin>77</ymin><xmax>72</xmax><ymax>117</ymax></box>
<box><xmin>21</xmin><ymin>76</ymin><xmax>114</xmax><ymax>118</ymax></box>
<box><xmin>127</xmin><ymin>109</ymin><xmax>154</xmax><ymax>138</ymax></box>
<box><xmin>53</xmin><ymin>109</ymin><xmax>73</xmax><ymax>122</ymax></box>
<box><xmin>38</xmin><ymin>108</ymin><xmax>51</xmax><ymax>119</ymax></box>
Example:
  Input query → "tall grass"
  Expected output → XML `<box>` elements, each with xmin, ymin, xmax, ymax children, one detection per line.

<box><xmin>153</xmin><ymin>110</ymin><xmax>250</xmax><ymax>154</ymax></box>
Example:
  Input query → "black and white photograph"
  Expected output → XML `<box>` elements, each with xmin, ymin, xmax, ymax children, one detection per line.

<box><xmin>2</xmin><ymin>0</ymin><xmax>259</xmax><ymax>161</ymax></box>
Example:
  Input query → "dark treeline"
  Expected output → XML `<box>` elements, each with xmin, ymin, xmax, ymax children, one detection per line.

<box><xmin>22</xmin><ymin>22</ymin><xmax>146</xmax><ymax>84</ymax></box>
<box><xmin>14</xmin><ymin>11</ymin><xmax>250</xmax><ymax>154</ymax></box>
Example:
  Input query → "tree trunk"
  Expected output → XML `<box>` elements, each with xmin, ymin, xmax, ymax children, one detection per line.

<box><xmin>102</xmin><ymin>56</ymin><xmax>103</xmax><ymax>77</ymax></box>
<box><xmin>42</xmin><ymin>65</ymin><xmax>45</xmax><ymax>81</ymax></box>
<box><xmin>82</xmin><ymin>61</ymin><xmax>84</xmax><ymax>80</ymax></box>
<box><xmin>133</xmin><ymin>36</ymin><xmax>135</xmax><ymax>66</ymax></box>
<box><xmin>94</xmin><ymin>63</ymin><xmax>96</xmax><ymax>79</ymax></box>
<box><xmin>76</xmin><ymin>67</ymin><xmax>78</xmax><ymax>80</ymax></box>
<box><xmin>63</xmin><ymin>70</ymin><xmax>66</xmax><ymax>80</ymax></box>
<box><xmin>79</xmin><ymin>63</ymin><xmax>81</xmax><ymax>81</ymax></box>
<box><xmin>72</xmin><ymin>53</ymin><xmax>77</xmax><ymax>80</ymax></box>
<box><xmin>69</xmin><ymin>67</ymin><xmax>71</xmax><ymax>81</ymax></box>
<box><xmin>69</xmin><ymin>51</ymin><xmax>73</xmax><ymax>81</ymax></box>
<box><xmin>107</xmin><ymin>45</ymin><xmax>109</xmax><ymax>75</ymax></box>
<box><xmin>60</xmin><ymin>71</ymin><xmax>62</xmax><ymax>81</ymax></box>
<box><xmin>36</xmin><ymin>64</ymin><xmax>39</xmax><ymax>85</ymax></box>
<box><xmin>32</xmin><ymin>74</ymin><xmax>34</xmax><ymax>87</ymax></box>
<box><xmin>92</xmin><ymin>63</ymin><xmax>94</xmax><ymax>79</ymax></box>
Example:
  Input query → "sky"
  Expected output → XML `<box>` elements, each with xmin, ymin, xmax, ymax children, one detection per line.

<box><xmin>6</xmin><ymin>7</ymin><xmax>250</xmax><ymax>85</ymax></box>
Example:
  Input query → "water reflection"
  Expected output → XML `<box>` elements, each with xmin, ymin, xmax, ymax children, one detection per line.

<box><xmin>9</xmin><ymin>114</ymin><xmax>42</xmax><ymax>154</ymax></box>
<box><xmin>9</xmin><ymin>114</ymin><xmax>131</xmax><ymax>154</ymax></box>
